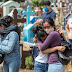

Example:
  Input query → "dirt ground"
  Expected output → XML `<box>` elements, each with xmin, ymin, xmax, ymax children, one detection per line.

<box><xmin>0</xmin><ymin>63</ymin><xmax>71</xmax><ymax>72</ymax></box>
<box><xmin>19</xmin><ymin>69</ymin><xmax>34</xmax><ymax>72</ymax></box>
<box><xmin>19</xmin><ymin>62</ymin><xmax>72</xmax><ymax>72</ymax></box>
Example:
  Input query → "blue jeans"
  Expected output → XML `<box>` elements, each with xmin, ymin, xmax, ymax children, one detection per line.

<box><xmin>3</xmin><ymin>60</ymin><xmax>21</xmax><ymax>72</ymax></box>
<box><xmin>48</xmin><ymin>63</ymin><xmax>66</xmax><ymax>72</ymax></box>
<box><xmin>68</xmin><ymin>39</ymin><xmax>72</xmax><ymax>66</ymax></box>
<box><xmin>34</xmin><ymin>61</ymin><xmax>48</xmax><ymax>72</ymax></box>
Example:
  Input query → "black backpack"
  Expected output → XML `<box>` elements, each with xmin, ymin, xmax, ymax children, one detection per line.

<box><xmin>58</xmin><ymin>36</ymin><xmax>72</xmax><ymax>65</ymax></box>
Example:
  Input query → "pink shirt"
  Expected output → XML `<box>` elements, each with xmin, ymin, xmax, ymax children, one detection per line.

<box><xmin>67</xmin><ymin>18</ymin><xmax>72</xmax><ymax>39</ymax></box>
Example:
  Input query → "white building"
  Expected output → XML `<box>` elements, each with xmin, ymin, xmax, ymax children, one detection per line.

<box><xmin>3</xmin><ymin>0</ymin><xmax>20</xmax><ymax>16</ymax></box>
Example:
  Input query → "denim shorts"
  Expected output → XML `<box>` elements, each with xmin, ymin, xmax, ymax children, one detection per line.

<box><xmin>34</xmin><ymin>61</ymin><xmax>48</xmax><ymax>72</ymax></box>
<box><xmin>48</xmin><ymin>62</ymin><xmax>66</xmax><ymax>72</ymax></box>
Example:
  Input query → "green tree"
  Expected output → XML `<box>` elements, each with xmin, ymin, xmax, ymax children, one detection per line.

<box><xmin>31</xmin><ymin>0</ymin><xmax>44</xmax><ymax>10</ymax></box>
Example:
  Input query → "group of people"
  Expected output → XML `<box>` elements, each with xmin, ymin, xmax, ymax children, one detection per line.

<box><xmin>32</xmin><ymin>0</ymin><xmax>72</xmax><ymax>72</ymax></box>
<box><xmin>0</xmin><ymin>0</ymin><xmax>72</xmax><ymax>72</ymax></box>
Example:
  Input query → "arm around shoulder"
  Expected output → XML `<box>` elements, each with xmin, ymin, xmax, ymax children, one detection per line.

<box><xmin>39</xmin><ymin>32</ymin><xmax>58</xmax><ymax>51</ymax></box>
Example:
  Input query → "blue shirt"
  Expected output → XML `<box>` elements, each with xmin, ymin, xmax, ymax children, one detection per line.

<box><xmin>42</xmin><ymin>11</ymin><xmax>56</xmax><ymax>19</ymax></box>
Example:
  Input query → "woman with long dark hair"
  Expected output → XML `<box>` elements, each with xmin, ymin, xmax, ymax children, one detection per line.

<box><xmin>0</xmin><ymin>16</ymin><xmax>21</xmax><ymax>72</ymax></box>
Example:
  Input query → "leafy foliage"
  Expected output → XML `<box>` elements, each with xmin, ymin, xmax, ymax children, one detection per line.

<box><xmin>25</xmin><ymin>56</ymin><xmax>34</xmax><ymax>69</ymax></box>
<box><xmin>31</xmin><ymin>0</ymin><xmax>44</xmax><ymax>10</ymax></box>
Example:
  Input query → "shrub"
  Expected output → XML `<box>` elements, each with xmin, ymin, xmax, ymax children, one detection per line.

<box><xmin>31</xmin><ymin>0</ymin><xmax>44</xmax><ymax>10</ymax></box>
<box><xmin>25</xmin><ymin>56</ymin><xmax>34</xmax><ymax>69</ymax></box>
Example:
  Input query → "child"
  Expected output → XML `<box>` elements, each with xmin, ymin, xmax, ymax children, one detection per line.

<box><xmin>32</xmin><ymin>25</ymin><xmax>48</xmax><ymax>72</ymax></box>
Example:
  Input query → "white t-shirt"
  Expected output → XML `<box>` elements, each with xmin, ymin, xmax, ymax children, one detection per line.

<box><xmin>35</xmin><ymin>51</ymin><xmax>48</xmax><ymax>63</ymax></box>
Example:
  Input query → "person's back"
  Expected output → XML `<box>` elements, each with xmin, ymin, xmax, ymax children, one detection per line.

<box><xmin>0</xmin><ymin>25</ymin><xmax>21</xmax><ymax>41</ymax></box>
<box><xmin>0</xmin><ymin>15</ymin><xmax>21</xmax><ymax>72</ymax></box>
<box><xmin>47</xmin><ymin>31</ymin><xmax>61</xmax><ymax>64</ymax></box>
<box><xmin>0</xmin><ymin>31</ymin><xmax>21</xmax><ymax>63</ymax></box>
